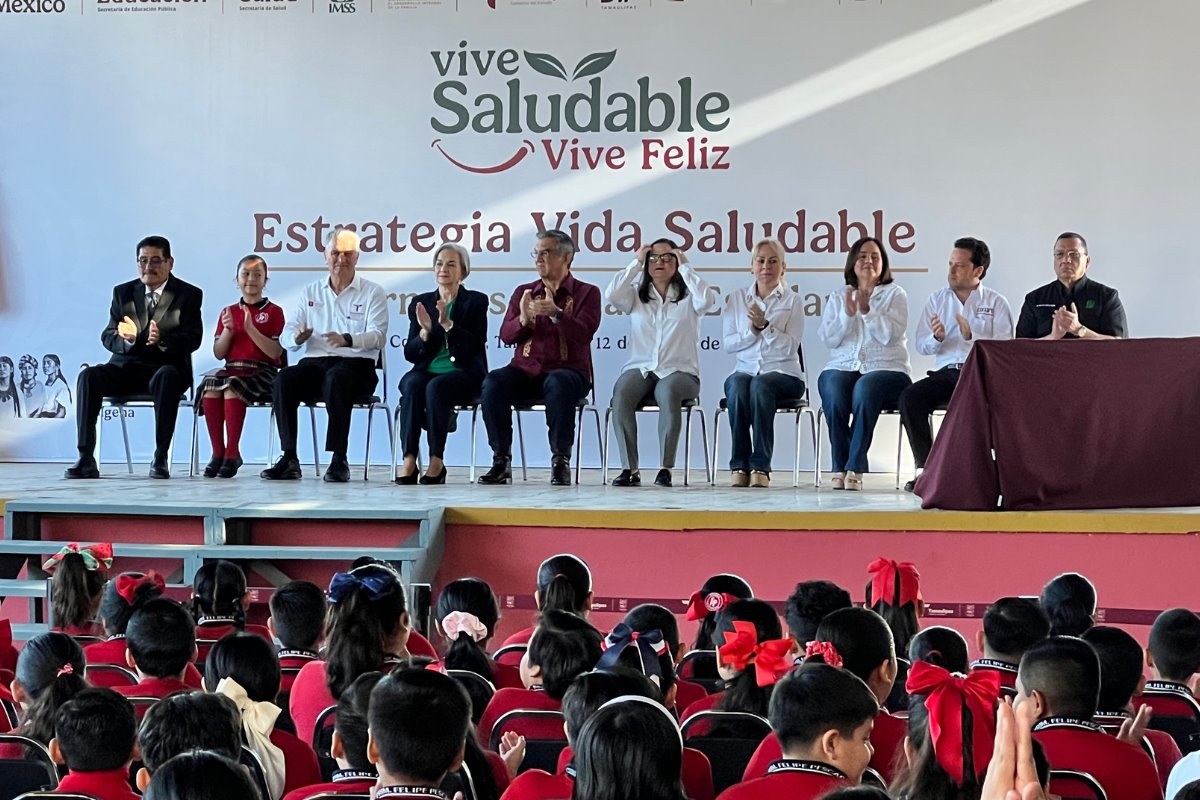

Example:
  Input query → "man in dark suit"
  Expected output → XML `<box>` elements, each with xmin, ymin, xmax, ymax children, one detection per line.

<box><xmin>65</xmin><ymin>235</ymin><xmax>204</xmax><ymax>479</ymax></box>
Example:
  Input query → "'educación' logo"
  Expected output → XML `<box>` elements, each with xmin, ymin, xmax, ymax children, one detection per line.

<box><xmin>429</xmin><ymin>43</ymin><xmax>732</xmax><ymax>174</ymax></box>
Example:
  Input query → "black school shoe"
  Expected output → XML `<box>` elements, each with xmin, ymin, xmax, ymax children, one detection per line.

<box><xmin>203</xmin><ymin>457</ymin><xmax>223</xmax><ymax>478</ymax></box>
<box><xmin>323</xmin><ymin>454</ymin><xmax>351</xmax><ymax>483</ymax></box>
<box><xmin>261</xmin><ymin>454</ymin><xmax>302</xmax><ymax>480</ymax></box>
<box><xmin>550</xmin><ymin>455</ymin><xmax>571</xmax><ymax>486</ymax></box>
<box><xmin>654</xmin><ymin>469</ymin><xmax>673</xmax><ymax>487</ymax></box>
<box><xmin>477</xmin><ymin>456</ymin><xmax>512</xmax><ymax>485</ymax></box>
<box><xmin>611</xmin><ymin>469</ymin><xmax>641</xmax><ymax>487</ymax></box>
<box><xmin>217</xmin><ymin>457</ymin><xmax>243</xmax><ymax>479</ymax></box>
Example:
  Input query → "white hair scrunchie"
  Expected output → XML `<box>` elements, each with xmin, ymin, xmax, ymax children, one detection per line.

<box><xmin>442</xmin><ymin>611</ymin><xmax>489</xmax><ymax>642</ymax></box>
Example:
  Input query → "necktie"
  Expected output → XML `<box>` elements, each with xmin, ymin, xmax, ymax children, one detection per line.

<box><xmin>148</xmin><ymin>291</ymin><xmax>159</xmax><ymax>314</ymax></box>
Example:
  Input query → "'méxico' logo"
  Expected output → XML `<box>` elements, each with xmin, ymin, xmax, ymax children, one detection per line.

<box><xmin>429</xmin><ymin>42</ymin><xmax>731</xmax><ymax>174</ymax></box>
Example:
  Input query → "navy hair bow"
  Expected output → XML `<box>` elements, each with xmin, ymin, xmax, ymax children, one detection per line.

<box><xmin>327</xmin><ymin>571</ymin><xmax>397</xmax><ymax>604</ymax></box>
<box><xmin>595</xmin><ymin>623</ymin><xmax>668</xmax><ymax>680</ymax></box>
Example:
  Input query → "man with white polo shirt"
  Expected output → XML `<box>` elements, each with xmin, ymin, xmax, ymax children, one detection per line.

<box><xmin>899</xmin><ymin>237</ymin><xmax>1013</xmax><ymax>492</ymax></box>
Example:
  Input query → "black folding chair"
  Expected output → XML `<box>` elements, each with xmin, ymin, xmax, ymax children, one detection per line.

<box><xmin>680</xmin><ymin>711</ymin><xmax>771</xmax><ymax>795</ymax></box>
<box><xmin>0</xmin><ymin>734</ymin><xmax>60</xmax><ymax>800</ymax></box>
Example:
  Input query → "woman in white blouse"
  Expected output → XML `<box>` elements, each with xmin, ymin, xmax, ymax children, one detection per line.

<box><xmin>817</xmin><ymin>237</ymin><xmax>912</xmax><ymax>491</ymax></box>
<box><xmin>606</xmin><ymin>239</ymin><xmax>718</xmax><ymax>487</ymax></box>
<box><xmin>720</xmin><ymin>238</ymin><xmax>806</xmax><ymax>488</ymax></box>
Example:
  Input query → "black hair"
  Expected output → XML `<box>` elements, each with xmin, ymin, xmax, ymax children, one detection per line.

<box><xmin>237</xmin><ymin>254</ymin><xmax>269</xmax><ymax>277</ymax></box>
<box><xmin>820</xmin><ymin>789</ymin><xmax>893</xmax><ymax>800</ymax></box>
<box><xmin>909</xmin><ymin>626</ymin><xmax>970</xmax><ymax>674</ymax></box>
<box><xmin>527</xmin><ymin>609</ymin><xmax>604</xmax><ymax>700</ymax></box>
<box><xmin>1055</xmin><ymin>231</ymin><xmax>1088</xmax><ymax>252</ymax></box>
<box><xmin>1018</xmin><ymin>636</ymin><xmax>1100</xmax><ymax>719</ymax></box>
<box><xmin>138</xmin><ymin>692</ymin><xmax>243</xmax><ymax>772</ymax></box>
<box><xmin>864</xmin><ymin>571</ymin><xmax>920</xmax><ymax>661</ymax></box>
<box><xmin>50</xmin><ymin>551</ymin><xmax>107</xmax><ymax>632</ymax></box>
<box><xmin>99</xmin><ymin>571</ymin><xmax>167</xmax><ymax>637</ymax></box>
<box><xmin>562</xmin><ymin>668</ymin><xmax>661</xmax><ymax>744</ymax></box>
<box><xmin>1080</xmin><ymin>626</ymin><xmax>1143</xmax><ymax>711</ymax></box>
<box><xmin>14</xmin><ymin>632</ymin><xmax>88</xmax><ymax>746</ymax></box>
<box><xmin>637</xmin><ymin>239</ymin><xmax>689</xmax><ymax>305</ymax></box>
<box><xmin>893</xmin><ymin>690</ymin><xmax>986</xmax><ymax>799</ymax></box>
<box><xmin>204</xmin><ymin>632</ymin><xmax>281</xmax><ymax>703</ymax></box>
<box><xmin>436</xmin><ymin>577</ymin><xmax>501</xmax><ymax>681</ymax></box>
<box><xmin>953</xmin><ymin>237</ymin><xmax>992</xmax><ymax>277</ymax></box>
<box><xmin>137</xmin><ymin>235</ymin><xmax>172</xmax><ymax>260</ymax></box>
<box><xmin>1175</xmin><ymin>779</ymin><xmax>1200</xmax><ymax>800</ymax></box>
<box><xmin>268</xmin><ymin>580</ymin><xmax>326</xmax><ymax>651</ymax></box>
<box><xmin>843</xmin><ymin>237</ymin><xmax>893</xmax><ymax>287</ymax></box>
<box><xmin>143</xmin><ymin>750</ymin><xmax>262</xmax><ymax>800</ymax></box>
<box><xmin>127</xmin><ymin>598</ymin><xmax>197</xmax><ymax>678</ymax></box>
<box><xmin>1039</xmin><ymin>573</ymin><xmax>1096</xmax><ymax>638</ymax></box>
<box><xmin>812</xmin><ymin>607</ymin><xmax>897</xmax><ymax>688</ymax></box>
<box><xmin>572</xmin><ymin>699</ymin><xmax>686</xmax><ymax>800</ymax></box>
<box><xmin>1148</xmin><ymin>608</ymin><xmax>1200</xmax><ymax>682</ymax></box>
<box><xmin>982</xmin><ymin>597</ymin><xmax>1050</xmax><ymax>660</ymax></box>
<box><xmin>537</xmin><ymin>554</ymin><xmax>592</xmax><ymax>616</ymax></box>
<box><xmin>324</xmin><ymin>564</ymin><xmax>408</xmax><ymax>701</ymax></box>
<box><xmin>369</xmin><ymin>667</ymin><xmax>471</xmax><ymax>783</ymax></box>
<box><xmin>192</xmin><ymin>560</ymin><xmax>249</xmax><ymax>630</ymax></box>
<box><xmin>53</xmin><ymin>688</ymin><xmax>137</xmax><ymax>772</ymax></box>
<box><xmin>784</xmin><ymin>580</ymin><xmax>852</xmax><ymax>644</ymax></box>
<box><xmin>536</xmin><ymin>229</ymin><xmax>577</xmax><ymax>261</ymax></box>
<box><xmin>335</xmin><ymin>671</ymin><xmax>384</xmax><ymax>772</ymax></box>
<box><xmin>770</xmin><ymin>663</ymin><xmax>877</xmax><ymax>752</ymax></box>
<box><xmin>713</xmin><ymin>599</ymin><xmax>783</xmax><ymax>718</ymax></box>
<box><xmin>624</xmin><ymin>604</ymin><xmax>682</xmax><ymax>655</ymax></box>
<box><xmin>690</xmin><ymin>574</ymin><xmax>753</xmax><ymax>651</ymax></box>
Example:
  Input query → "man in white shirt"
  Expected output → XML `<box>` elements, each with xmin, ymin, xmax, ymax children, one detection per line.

<box><xmin>899</xmin><ymin>237</ymin><xmax>1013</xmax><ymax>491</ymax></box>
<box><xmin>261</xmin><ymin>228</ymin><xmax>389</xmax><ymax>482</ymax></box>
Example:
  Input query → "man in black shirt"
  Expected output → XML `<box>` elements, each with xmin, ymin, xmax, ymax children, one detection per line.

<box><xmin>1016</xmin><ymin>232</ymin><xmax>1127</xmax><ymax>340</ymax></box>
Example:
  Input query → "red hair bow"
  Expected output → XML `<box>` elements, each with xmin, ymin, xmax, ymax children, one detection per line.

<box><xmin>718</xmin><ymin>621</ymin><xmax>794</xmax><ymax>687</ymax></box>
<box><xmin>685</xmin><ymin>591</ymin><xmax>739</xmax><ymax>621</ymax></box>
<box><xmin>867</xmin><ymin>557</ymin><xmax>921</xmax><ymax>607</ymax></box>
<box><xmin>905</xmin><ymin>661</ymin><xmax>1001</xmax><ymax>784</ymax></box>
<box><xmin>115</xmin><ymin>571</ymin><xmax>166</xmax><ymax>605</ymax></box>
<box><xmin>804</xmin><ymin>640</ymin><xmax>844</xmax><ymax>669</ymax></box>
<box><xmin>41</xmin><ymin>542</ymin><xmax>114</xmax><ymax>573</ymax></box>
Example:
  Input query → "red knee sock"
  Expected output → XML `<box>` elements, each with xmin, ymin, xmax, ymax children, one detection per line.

<box><xmin>202</xmin><ymin>396</ymin><xmax>225</xmax><ymax>458</ymax></box>
<box><xmin>223</xmin><ymin>398</ymin><xmax>247</xmax><ymax>460</ymax></box>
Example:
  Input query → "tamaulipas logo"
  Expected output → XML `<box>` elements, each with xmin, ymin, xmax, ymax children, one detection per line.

<box><xmin>429</xmin><ymin>43</ymin><xmax>732</xmax><ymax>174</ymax></box>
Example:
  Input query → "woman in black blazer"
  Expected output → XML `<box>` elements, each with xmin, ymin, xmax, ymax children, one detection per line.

<box><xmin>396</xmin><ymin>243</ymin><xmax>489</xmax><ymax>484</ymax></box>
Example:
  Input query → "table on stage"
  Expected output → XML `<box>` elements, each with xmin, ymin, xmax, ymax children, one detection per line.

<box><xmin>915</xmin><ymin>337</ymin><xmax>1200</xmax><ymax>511</ymax></box>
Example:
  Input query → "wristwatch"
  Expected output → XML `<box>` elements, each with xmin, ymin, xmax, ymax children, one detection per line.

<box><xmin>551</xmin><ymin>310</ymin><xmax>564</xmax><ymax>324</ymax></box>
<box><xmin>342</xmin><ymin>332</ymin><xmax>353</xmax><ymax>347</ymax></box>
<box><xmin>1075</xmin><ymin>326</ymin><xmax>1087</xmax><ymax>339</ymax></box>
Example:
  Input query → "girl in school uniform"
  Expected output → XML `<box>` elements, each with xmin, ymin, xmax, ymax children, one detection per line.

<box><xmin>43</xmin><ymin>542</ymin><xmax>110</xmax><ymax>639</ymax></box>
<box><xmin>572</xmin><ymin>696</ymin><xmax>688</xmax><ymax>800</ymax></box>
<box><xmin>191</xmin><ymin>561</ymin><xmax>272</xmax><ymax>656</ymax></box>
<box><xmin>3</xmin><ymin>633</ymin><xmax>88</xmax><ymax>755</ymax></box>
<box><xmin>496</xmin><ymin>553</ymin><xmax>594</xmax><ymax>655</ymax></box>
<box><xmin>437</xmin><ymin>577</ymin><xmax>523</xmax><ymax>696</ymax></box>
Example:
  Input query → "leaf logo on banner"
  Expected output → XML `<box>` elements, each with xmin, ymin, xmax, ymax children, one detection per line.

<box><xmin>572</xmin><ymin>50</ymin><xmax>617</xmax><ymax>80</ymax></box>
<box><xmin>523</xmin><ymin>51</ymin><xmax>569</xmax><ymax>81</ymax></box>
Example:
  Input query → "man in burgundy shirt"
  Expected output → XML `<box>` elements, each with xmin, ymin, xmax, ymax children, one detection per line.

<box><xmin>479</xmin><ymin>229</ymin><xmax>602</xmax><ymax>486</ymax></box>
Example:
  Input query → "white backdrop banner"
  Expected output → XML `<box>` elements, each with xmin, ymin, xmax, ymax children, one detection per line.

<box><xmin>0</xmin><ymin>0</ymin><xmax>1191</xmax><ymax>470</ymax></box>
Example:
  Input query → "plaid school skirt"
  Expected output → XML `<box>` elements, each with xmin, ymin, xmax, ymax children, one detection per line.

<box><xmin>195</xmin><ymin>360</ymin><xmax>279</xmax><ymax>411</ymax></box>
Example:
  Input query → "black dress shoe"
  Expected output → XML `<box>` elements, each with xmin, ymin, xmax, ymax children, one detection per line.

<box><xmin>477</xmin><ymin>456</ymin><xmax>512</xmax><ymax>485</ymax></box>
<box><xmin>903</xmin><ymin>479</ymin><xmax>917</xmax><ymax>493</ymax></box>
<box><xmin>217</xmin><ymin>457</ymin><xmax>243</xmax><ymax>479</ymax></box>
<box><xmin>551</xmin><ymin>455</ymin><xmax>571</xmax><ymax>486</ymax></box>
<box><xmin>261</xmin><ymin>455</ymin><xmax>302</xmax><ymax>480</ymax></box>
<box><xmin>611</xmin><ymin>469</ymin><xmax>641</xmax><ymax>487</ymax></box>
<box><xmin>203</xmin><ymin>457</ymin><xmax>223</xmax><ymax>478</ymax></box>
<box><xmin>394</xmin><ymin>470</ymin><xmax>419</xmax><ymax>485</ymax></box>
<box><xmin>654</xmin><ymin>468</ymin><xmax>673</xmax><ymax>487</ymax></box>
<box><xmin>323</xmin><ymin>454</ymin><xmax>351</xmax><ymax>483</ymax></box>
<box><xmin>149</xmin><ymin>456</ymin><xmax>171</xmax><ymax>480</ymax></box>
<box><xmin>64</xmin><ymin>456</ymin><xmax>100</xmax><ymax>480</ymax></box>
<box><xmin>419</xmin><ymin>468</ymin><xmax>447</xmax><ymax>485</ymax></box>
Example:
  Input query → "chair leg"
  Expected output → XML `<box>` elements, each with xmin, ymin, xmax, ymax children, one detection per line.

<box><xmin>593</xmin><ymin>408</ymin><xmax>603</xmax><ymax>481</ymax></box>
<box><xmin>363</xmin><ymin>407</ymin><xmax>374</xmax><ymax>481</ymax></box>
<box><xmin>189</xmin><ymin>408</ymin><xmax>199</xmax><ymax>478</ymax></box>
<box><xmin>308</xmin><ymin>406</ymin><xmax>321</xmax><ymax>475</ymax></box>
<box><xmin>699</xmin><ymin>410</ymin><xmax>711</xmax><ymax>485</ymax></box>
<box><xmin>574</xmin><ymin>407</ymin><xmax>584</xmax><ymax>485</ymax></box>
<box><xmin>895</xmin><ymin>415</ymin><xmax>903</xmax><ymax>490</ymax></box>
<box><xmin>515</xmin><ymin>410</ymin><xmax>527</xmax><ymax>481</ymax></box>
<box><xmin>267</xmin><ymin>410</ymin><xmax>277</xmax><ymax>465</ymax></box>
<box><xmin>390</xmin><ymin>406</ymin><xmax>402</xmax><ymax>480</ymax></box>
<box><xmin>469</xmin><ymin>407</ymin><xmax>479</xmax><ymax>483</ymax></box>
<box><xmin>118</xmin><ymin>407</ymin><xmax>133</xmax><ymax>475</ymax></box>
<box><xmin>793</xmin><ymin>409</ymin><xmax>802</xmax><ymax>488</ymax></box>
<box><xmin>710</xmin><ymin>408</ymin><xmax>724</xmax><ymax>486</ymax></box>
<box><xmin>602</xmin><ymin>407</ymin><xmax>612</xmax><ymax>484</ymax></box>
<box><xmin>814</xmin><ymin>410</ymin><xmax>823</xmax><ymax>488</ymax></box>
<box><xmin>683</xmin><ymin>407</ymin><xmax>692</xmax><ymax>487</ymax></box>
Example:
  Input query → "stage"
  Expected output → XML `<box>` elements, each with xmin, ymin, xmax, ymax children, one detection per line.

<box><xmin>1</xmin><ymin>462</ymin><xmax>1197</xmax><ymax>648</ymax></box>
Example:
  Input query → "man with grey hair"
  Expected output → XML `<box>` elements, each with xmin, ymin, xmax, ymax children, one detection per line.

<box><xmin>478</xmin><ymin>229</ymin><xmax>601</xmax><ymax>486</ymax></box>
<box><xmin>261</xmin><ymin>228</ymin><xmax>389</xmax><ymax>482</ymax></box>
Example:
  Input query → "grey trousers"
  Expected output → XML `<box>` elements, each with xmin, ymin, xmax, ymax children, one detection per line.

<box><xmin>610</xmin><ymin>369</ymin><xmax>701</xmax><ymax>471</ymax></box>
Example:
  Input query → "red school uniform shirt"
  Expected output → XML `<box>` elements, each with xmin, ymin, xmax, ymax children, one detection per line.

<box><xmin>282</xmin><ymin>769</ymin><xmax>378</xmax><ymax>800</ymax></box>
<box><xmin>196</xmin><ymin>618</ymin><xmax>274</xmax><ymax>643</ymax></box>
<box><xmin>279</xmin><ymin>648</ymin><xmax>321</xmax><ymax>693</ymax></box>
<box><xmin>718</xmin><ymin>759</ymin><xmax>848</xmax><ymax>800</ymax></box>
<box><xmin>272</xmin><ymin>726</ymin><xmax>324</xmax><ymax>796</ymax></box>
<box><xmin>500</xmin><ymin>764</ymin><xmax>572</xmax><ymax>800</ymax></box>
<box><xmin>500</xmin><ymin>626</ymin><xmax>535</xmax><ymax>650</ymax></box>
<box><xmin>478</xmin><ymin>687</ymin><xmax>563</xmax><ymax>749</ymax></box>
<box><xmin>680</xmin><ymin>690</ymin><xmax>724</xmax><ymax>726</ymax></box>
<box><xmin>112</xmin><ymin>675</ymin><xmax>193</xmax><ymax>700</ymax></box>
<box><xmin>743</xmin><ymin>709</ymin><xmax>906</xmax><ymax>785</ymax></box>
<box><xmin>970</xmin><ymin>658</ymin><xmax>1019</xmax><ymax>694</ymax></box>
<box><xmin>290</xmin><ymin>660</ymin><xmax>337</xmax><ymax>747</ymax></box>
<box><xmin>1033</xmin><ymin>716</ymin><xmax>1163</xmax><ymax>800</ymax></box>
<box><xmin>1095</xmin><ymin>710</ymin><xmax>1182</xmax><ymax>792</ymax></box>
<box><xmin>215</xmin><ymin>299</ymin><xmax>285</xmax><ymax>364</ymax></box>
<box><xmin>85</xmin><ymin>635</ymin><xmax>203</xmax><ymax>688</ymax></box>
<box><xmin>56</xmin><ymin>767</ymin><xmax>141</xmax><ymax>800</ymax></box>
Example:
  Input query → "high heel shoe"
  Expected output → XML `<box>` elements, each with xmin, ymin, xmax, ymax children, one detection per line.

<box><xmin>394</xmin><ymin>470</ymin><xmax>419</xmax><ymax>485</ymax></box>
<box><xmin>845</xmin><ymin>471</ymin><xmax>863</xmax><ymax>491</ymax></box>
<box><xmin>203</xmin><ymin>457</ymin><xmax>223</xmax><ymax>478</ymax></box>
<box><xmin>216</xmin><ymin>457</ymin><xmax>243</xmax><ymax>479</ymax></box>
<box><xmin>419</xmin><ymin>468</ymin><xmax>447</xmax><ymax>485</ymax></box>
<box><xmin>829</xmin><ymin>472</ymin><xmax>846</xmax><ymax>490</ymax></box>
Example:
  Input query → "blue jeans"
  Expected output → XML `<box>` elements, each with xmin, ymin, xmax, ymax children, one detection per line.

<box><xmin>818</xmin><ymin>369</ymin><xmax>912</xmax><ymax>473</ymax></box>
<box><xmin>723</xmin><ymin>371</ymin><xmax>806</xmax><ymax>473</ymax></box>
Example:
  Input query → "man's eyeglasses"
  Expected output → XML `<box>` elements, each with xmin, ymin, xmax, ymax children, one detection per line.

<box><xmin>648</xmin><ymin>254</ymin><xmax>677</xmax><ymax>264</ymax></box>
<box><xmin>1053</xmin><ymin>250</ymin><xmax>1087</xmax><ymax>262</ymax></box>
<box><xmin>137</xmin><ymin>257</ymin><xmax>166</xmax><ymax>267</ymax></box>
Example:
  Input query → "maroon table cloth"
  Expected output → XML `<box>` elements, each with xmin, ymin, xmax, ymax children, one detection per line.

<box><xmin>915</xmin><ymin>338</ymin><xmax>1200</xmax><ymax>511</ymax></box>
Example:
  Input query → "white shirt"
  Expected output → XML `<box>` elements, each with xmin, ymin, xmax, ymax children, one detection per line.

<box><xmin>605</xmin><ymin>259</ymin><xmax>718</xmax><ymax>378</ymax></box>
<box><xmin>818</xmin><ymin>282</ymin><xmax>911</xmax><ymax>375</ymax></box>
<box><xmin>722</xmin><ymin>281</ymin><xmax>806</xmax><ymax>379</ymax></box>
<box><xmin>1167</xmin><ymin>749</ymin><xmax>1200</xmax><ymax>800</ymax></box>
<box><xmin>914</xmin><ymin>284</ymin><xmax>1014</xmax><ymax>369</ymax></box>
<box><xmin>283</xmin><ymin>274</ymin><xmax>389</xmax><ymax>360</ymax></box>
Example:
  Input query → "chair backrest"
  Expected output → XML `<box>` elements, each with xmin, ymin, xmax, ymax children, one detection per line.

<box><xmin>861</xmin><ymin>767</ymin><xmax>887</xmax><ymax>790</ymax></box>
<box><xmin>239</xmin><ymin>746</ymin><xmax>272</xmax><ymax>800</ymax></box>
<box><xmin>680</xmin><ymin>711</ymin><xmax>772</xmax><ymax>795</ymax></box>
<box><xmin>446</xmin><ymin>670</ymin><xmax>497</xmax><ymax>724</ymax></box>
<box><xmin>489</xmin><ymin>710</ymin><xmax>568</xmax><ymax>774</ymax></box>
<box><xmin>83</xmin><ymin>664</ymin><xmax>139</xmax><ymax>689</ymax></box>
<box><xmin>66</xmin><ymin>635</ymin><xmax>103</xmax><ymax>648</ymax></box>
<box><xmin>1048</xmin><ymin>769</ymin><xmax>1108</xmax><ymax>800</ymax></box>
<box><xmin>0</xmin><ymin>734</ymin><xmax>60</xmax><ymax>800</ymax></box>
<box><xmin>313</xmin><ymin>705</ymin><xmax>338</xmax><ymax>758</ymax></box>
<box><xmin>675</xmin><ymin>650</ymin><xmax>722</xmax><ymax>694</ymax></box>
<box><xmin>442</xmin><ymin>760</ymin><xmax>478</xmax><ymax>800</ymax></box>
<box><xmin>492</xmin><ymin>644</ymin><xmax>527</xmax><ymax>668</ymax></box>
<box><xmin>126</xmin><ymin>696</ymin><xmax>164</xmax><ymax>721</ymax></box>
<box><xmin>1</xmin><ymin>696</ymin><xmax>18</xmax><ymax>729</ymax></box>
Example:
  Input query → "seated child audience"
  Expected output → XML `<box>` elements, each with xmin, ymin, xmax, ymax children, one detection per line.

<box><xmin>783</xmin><ymin>579</ymin><xmax>852</xmax><ymax>645</ymax></box>
<box><xmin>192</xmin><ymin>559</ymin><xmax>272</xmax><ymax>643</ymax></box>
<box><xmin>622</xmin><ymin>602</ymin><xmax>707</xmax><ymax>713</ymax></box>
<box><xmin>479</xmin><ymin>608</ymin><xmax>603</xmax><ymax>745</ymax></box>
<box><xmin>499</xmin><ymin>553</ymin><xmax>595</xmax><ymax>652</ymax></box>
<box><xmin>282</xmin><ymin>671</ymin><xmax>383</xmax><ymax>800</ymax></box>
<box><xmin>909</xmin><ymin>625</ymin><xmax>970</xmax><ymax>674</ymax></box>
<box><xmin>50</xmin><ymin>687</ymin><xmax>139</xmax><ymax>800</ymax></box>
<box><xmin>865</xmin><ymin>557</ymin><xmax>922</xmax><ymax>713</ymax></box>
<box><xmin>685</xmin><ymin>573</ymin><xmax>754</xmax><ymax>653</ymax></box>
<box><xmin>86</xmin><ymin>571</ymin><xmax>204</xmax><ymax>689</ymax></box>
<box><xmin>135</xmin><ymin>691</ymin><xmax>244</xmax><ymax>791</ymax></box>
<box><xmin>43</xmin><ymin>542</ymin><xmax>110</xmax><ymax>638</ymax></box>
<box><xmin>1143</xmin><ymin>608</ymin><xmax>1200</xmax><ymax>716</ymax></box>
<box><xmin>268</xmin><ymin>580</ymin><xmax>327</xmax><ymax>691</ymax></box>
<box><xmin>1018</xmin><ymin>636</ymin><xmax>1161</xmax><ymax>800</ymax></box>
<box><xmin>6</xmin><ymin>632</ymin><xmax>87</xmax><ymax>751</ymax></box>
<box><xmin>717</xmin><ymin>664</ymin><xmax>879</xmax><ymax>800</ymax></box>
<box><xmin>1039</xmin><ymin>572</ymin><xmax>1097</xmax><ymax>637</ymax></box>
<box><xmin>114</xmin><ymin>598</ymin><xmax>198</xmax><ymax>703</ymax></box>
<box><xmin>970</xmin><ymin>597</ymin><xmax>1050</xmax><ymax>694</ymax></box>
<box><xmin>572</xmin><ymin>694</ymin><xmax>688</xmax><ymax>800</ymax></box>
<box><xmin>438</xmin><ymin>576</ymin><xmax>523</xmax><ymax>693</ymax></box>
<box><xmin>290</xmin><ymin>564</ymin><xmax>411</xmax><ymax>745</ymax></box>
<box><xmin>143</xmin><ymin>750</ymin><xmax>262</xmax><ymax>800</ymax></box>
<box><xmin>205</xmin><ymin>631</ymin><xmax>322</xmax><ymax>798</ymax></box>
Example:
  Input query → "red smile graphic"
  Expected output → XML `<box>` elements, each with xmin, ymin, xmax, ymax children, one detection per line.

<box><xmin>431</xmin><ymin>139</ymin><xmax>534</xmax><ymax>174</ymax></box>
